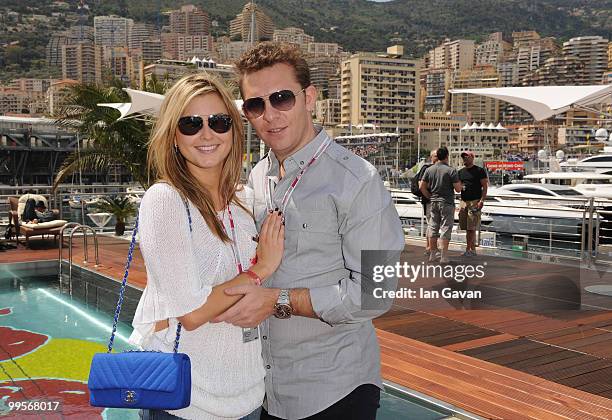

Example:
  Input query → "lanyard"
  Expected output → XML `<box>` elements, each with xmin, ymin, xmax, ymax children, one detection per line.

<box><xmin>265</xmin><ymin>137</ymin><xmax>332</xmax><ymax>214</ymax></box>
<box><xmin>218</xmin><ymin>205</ymin><xmax>244</xmax><ymax>274</ymax></box>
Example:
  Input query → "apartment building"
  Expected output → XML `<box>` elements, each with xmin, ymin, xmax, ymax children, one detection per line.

<box><xmin>451</xmin><ymin>65</ymin><xmax>500</xmax><ymax>124</ymax></box>
<box><xmin>229</xmin><ymin>2</ymin><xmax>274</xmax><ymax>42</ymax></box>
<box><xmin>94</xmin><ymin>16</ymin><xmax>133</xmax><ymax>48</ymax></box>
<box><xmin>341</xmin><ymin>46</ymin><xmax>420</xmax><ymax>153</ymax></box>
<box><xmin>562</xmin><ymin>36</ymin><xmax>609</xmax><ymax>85</ymax></box>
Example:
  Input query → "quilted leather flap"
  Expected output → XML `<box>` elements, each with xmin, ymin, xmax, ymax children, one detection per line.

<box><xmin>88</xmin><ymin>352</ymin><xmax>187</xmax><ymax>392</ymax></box>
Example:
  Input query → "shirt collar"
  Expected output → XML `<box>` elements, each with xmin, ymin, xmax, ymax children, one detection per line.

<box><xmin>266</xmin><ymin>125</ymin><xmax>329</xmax><ymax>176</ymax></box>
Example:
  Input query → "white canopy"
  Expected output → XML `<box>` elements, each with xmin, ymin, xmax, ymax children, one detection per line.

<box><xmin>98</xmin><ymin>89</ymin><xmax>165</xmax><ymax>120</ymax></box>
<box><xmin>450</xmin><ymin>85</ymin><xmax>612</xmax><ymax>121</ymax></box>
<box><xmin>98</xmin><ymin>88</ymin><xmax>244</xmax><ymax>120</ymax></box>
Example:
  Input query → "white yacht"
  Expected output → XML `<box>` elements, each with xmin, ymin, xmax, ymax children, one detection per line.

<box><xmin>559</xmin><ymin>147</ymin><xmax>612</xmax><ymax>175</ymax></box>
<box><xmin>523</xmin><ymin>172</ymin><xmax>612</xmax><ymax>199</ymax></box>
<box><xmin>389</xmin><ymin>188</ymin><xmax>588</xmax><ymax>240</ymax></box>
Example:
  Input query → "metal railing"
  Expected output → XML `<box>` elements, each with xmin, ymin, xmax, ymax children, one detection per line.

<box><xmin>58</xmin><ymin>223</ymin><xmax>100</xmax><ymax>289</ymax></box>
<box><xmin>0</xmin><ymin>184</ymin><xmax>142</xmax><ymax>228</ymax></box>
<box><xmin>395</xmin><ymin>191</ymin><xmax>612</xmax><ymax>265</ymax></box>
<box><xmin>58</xmin><ymin>222</ymin><xmax>81</xmax><ymax>282</ymax></box>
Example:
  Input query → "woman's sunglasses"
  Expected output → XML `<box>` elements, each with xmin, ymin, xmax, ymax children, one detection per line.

<box><xmin>177</xmin><ymin>114</ymin><xmax>232</xmax><ymax>135</ymax></box>
<box><xmin>242</xmin><ymin>88</ymin><xmax>306</xmax><ymax>119</ymax></box>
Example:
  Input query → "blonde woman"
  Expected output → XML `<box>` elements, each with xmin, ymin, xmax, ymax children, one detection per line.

<box><xmin>130</xmin><ymin>73</ymin><xmax>284</xmax><ymax>420</ymax></box>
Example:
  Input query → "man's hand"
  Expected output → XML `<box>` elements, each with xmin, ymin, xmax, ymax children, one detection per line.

<box><xmin>211</xmin><ymin>285</ymin><xmax>280</xmax><ymax>327</ymax></box>
<box><xmin>477</xmin><ymin>200</ymin><xmax>484</xmax><ymax>209</ymax></box>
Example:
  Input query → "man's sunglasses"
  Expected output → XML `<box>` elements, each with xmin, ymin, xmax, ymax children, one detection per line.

<box><xmin>177</xmin><ymin>114</ymin><xmax>233</xmax><ymax>135</ymax></box>
<box><xmin>242</xmin><ymin>88</ymin><xmax>306</xmax><ymax>119</ymax></box>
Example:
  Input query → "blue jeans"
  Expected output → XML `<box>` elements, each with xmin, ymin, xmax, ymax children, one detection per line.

<box><xmin>140</xmin><ymin>406</ymin><xmax>262</xmax><ymax>420</ymax></box>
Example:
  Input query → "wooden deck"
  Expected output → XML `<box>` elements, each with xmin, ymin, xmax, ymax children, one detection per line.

<box><xmin>1</xmin><ymin>235</ymin><xmax>611</xmax><ymax>418</ymax></box>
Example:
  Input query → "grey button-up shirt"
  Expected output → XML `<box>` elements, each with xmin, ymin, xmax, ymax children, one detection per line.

<box><xmin>247</xmin><ymin>127</ymin><xmax>404</xmax><ymax>419</ymax></box>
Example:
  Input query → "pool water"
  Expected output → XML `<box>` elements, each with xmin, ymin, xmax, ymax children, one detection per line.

<box><xmin>0</xmin><ymin>271</ymin><xmax>454</xmax><ymax>420</ymax></box>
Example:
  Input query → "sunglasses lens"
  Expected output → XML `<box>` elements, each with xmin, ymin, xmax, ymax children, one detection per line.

<box><xmin>269</xmin><ymin>90</ymin><xmax>296</xmax><ymax>111</ymax></box>
<box><xmin>243</xmin><ymin>97</ymin><xmax>265</xmax><ymax>118</ymax></box>
<box><xmin>208</xmin><ymin>114</ymin><xmax>232</xmax><ymax>134</ymax></box>
<box><xmin>178</xmin><ymin>116</ymin><xmax>203</xmax><ymax>135</ymax></box>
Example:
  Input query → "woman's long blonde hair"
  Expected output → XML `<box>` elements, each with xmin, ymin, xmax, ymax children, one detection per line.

<box><xmin>148</xmin><ymin>72</ymin><xmax>244</xmax><ymax>242</ymax></box>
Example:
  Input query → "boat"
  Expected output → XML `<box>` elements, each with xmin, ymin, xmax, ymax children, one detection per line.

<box><xmin>485</xmin><ymin>188</ymin><xmax>596</xmax><ymax>240</ymax></box>
<box><xmin>68</xmin><ymin>195</ymin><xmax>103</xmax><ymax>210</ymax></box>
<box><xmin>523</xmin><ymin>172</ymin><xmax>612</xmax><ymax>199</ymax></box>
<box><xmin>390</xmin><ymin>187</ymin><xmax>597</xmax><ymax>243</ymax></box>
<box><xmin>559</xmin><ymin>146</ymin><xmax>612</xmax><ymax>175</ymax></box>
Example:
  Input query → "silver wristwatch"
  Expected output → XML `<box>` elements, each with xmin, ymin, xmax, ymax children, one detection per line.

<box><xmin>274</xmin><ymin>289</ymin><xmax>293</xmax><ymax>319</ymax></box>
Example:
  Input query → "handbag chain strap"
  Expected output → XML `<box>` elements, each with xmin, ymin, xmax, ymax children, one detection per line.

<box><xmin>108</xmin><ymin>199</ymin><xmax>193</xmax><ymax>354</ymax></box>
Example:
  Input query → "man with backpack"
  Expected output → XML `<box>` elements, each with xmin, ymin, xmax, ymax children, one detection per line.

<box><xmin>420</xmin><ymin>147</ymin><xmax>463</xmax><ymax>264</ymax></box>
<box><xmin>412</xmin><ymin>149</ymin><xmax>437</xmax><ymax>256</ymax></box>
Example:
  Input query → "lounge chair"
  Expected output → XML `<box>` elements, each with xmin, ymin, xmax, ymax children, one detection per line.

<box><xmin>8</xmin><ymin>195</ymin><xmax>68</xmax><ymax>246</ymax></box>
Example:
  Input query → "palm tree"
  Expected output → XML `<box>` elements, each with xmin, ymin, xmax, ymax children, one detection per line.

<box><xmin>93</xmin><ymin>196</ymin><xmax>137</xmax><ymax>236</ymax></box>
<box><xmin>52</xmin><ymin>76</ymin><xmax>169</xmax><ymax>190</ymax></box>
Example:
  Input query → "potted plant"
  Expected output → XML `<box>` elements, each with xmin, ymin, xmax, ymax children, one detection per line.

<box><xmin>93</xmin><ymin>196</ymin><xmax>137</xmax><ymax>236</ymax></box>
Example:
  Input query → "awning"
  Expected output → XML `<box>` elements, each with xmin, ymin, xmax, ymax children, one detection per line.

<box><xmin>98</xmin><ymin>89</ymin><xmax>165</xmax><ymax>120</ymax></box>
<box><xmin>98</xmin><ymin>88</ymin><xmax>244</xmax><ymax>120</ymax></box>
<box><xmin>449</xmin><ymin>85</ymin><xmax>612</xmax><ymax>121</ymax></box>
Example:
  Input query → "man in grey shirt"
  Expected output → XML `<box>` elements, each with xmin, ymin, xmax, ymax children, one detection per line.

<box><xmin>212</xmin><ymin>42</ymin><xmax>405</xmax><ymax>419</ymax></box>
<box><xmin>420</xmin><ymin>147</ymin><xmax>462</xmax><ymax>263</ymax></box>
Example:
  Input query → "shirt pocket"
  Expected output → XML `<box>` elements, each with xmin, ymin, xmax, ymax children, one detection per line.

<box><xmin>292</xmin><ymin>209</ymin><xmax>342</xmax><ymax>273</ymax></box>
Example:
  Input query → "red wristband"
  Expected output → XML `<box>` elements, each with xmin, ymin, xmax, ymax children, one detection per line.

<box><xmin>244</xmin><ymin>269</ymin><xmax>262</xmax><ymax>286</ymax></box>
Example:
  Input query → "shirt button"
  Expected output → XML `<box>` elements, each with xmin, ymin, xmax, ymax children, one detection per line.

<box><xmin>300</xmin><ymin>160</ymin><xmax>304</xmax><ymax>165</ymax></box>
<box><xmin>302</xmin><ymin>223</ymin><xmax>308</xmax><ymax>229</ymax></box>
<box><xmin>263</xmin><ymin>335</ymin><xmax>267</xmax><ymax>340</ymax></box>
<box><xmin>343</xmin><ymin>156</ymin><xmax>349</xmax><ymax>160</ymax></box>
<box><xmin>266</xmin><ymin>365</ymin><xmax>271</xmax><ymax>369</ymax></box>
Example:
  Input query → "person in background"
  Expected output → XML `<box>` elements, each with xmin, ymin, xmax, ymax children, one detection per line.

<box><xmin>420</xmin><ymin>147</ymin><xmax>462</xmax><ymax>264</ymax></box>
<box><xmin>31</xmin><ymin>201</ymin><xmax>57</xmax><ymax>223</ymax></box>
<box><xmin>458</xmin><ymin>151</ymin><xmax>488</xmax><ymax>256</ymax></box>
<box><xmin>417</xmin><ymin>149</ymin><xmax>437</xmax><ymax>256</ymax></box>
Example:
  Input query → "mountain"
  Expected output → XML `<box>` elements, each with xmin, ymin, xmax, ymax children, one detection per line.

<box><xmin>109</xmin><ymin>0</ymin><xmax>611</xmax><ymax>56</ymax></box>
<box><xmin>0</xmin><ymin>0</ymin><xmax>610</xmax><ymax>81</ymax></box>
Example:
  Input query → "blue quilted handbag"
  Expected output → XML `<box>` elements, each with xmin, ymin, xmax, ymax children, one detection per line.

<box><xmin>88</xmin><ymin>202</ymin><xmax>192</xmax><ymax>409</ymax></box>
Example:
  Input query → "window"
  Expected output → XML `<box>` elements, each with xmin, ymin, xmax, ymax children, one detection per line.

<box><xmin>393</xmin><ymin>198</ymin><xmax>417</xmax><ymax>205</ymax></box>
<box><xmin>555</xmin><ymin>189</ymin><xmax>584</xmax><ymax>196</ymax></box>
<box><xmin>512</xmin><ymin>188</ymin><xmax>553</xmax><ymax>196</ymax></box>
<box><xmin>585</xmin><ymin>179</ymin><xmax>612</xmax><ymax>184</ymax></box>
<box><xmin>584</xmin><ymin>156</ymin><xmax>612</xmax><ymax>163</ymax></box>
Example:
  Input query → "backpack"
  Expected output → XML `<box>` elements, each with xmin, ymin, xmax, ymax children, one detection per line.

<box><xmin>410</xmin><ymin>163</ymin><xmax>431</xmax><ymax>197</ymax></box>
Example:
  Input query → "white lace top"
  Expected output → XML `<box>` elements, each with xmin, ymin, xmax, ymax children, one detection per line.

<box><xmin>129</xmin><ymin>183</ymin><xmax>265</xmax><ymax>420</ymax></box>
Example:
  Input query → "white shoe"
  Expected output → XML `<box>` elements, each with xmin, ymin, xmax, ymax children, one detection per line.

<box><xmin>429</xmin><ymin>251</ymin><xmax>441</xmax><ymax>262</ymax></box>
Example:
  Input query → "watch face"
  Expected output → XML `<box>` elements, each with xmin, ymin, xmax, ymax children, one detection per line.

<box><xmin>274</xmin><ymin>304</ymin><xmax>292</xmax><ymax>319</ymax></box>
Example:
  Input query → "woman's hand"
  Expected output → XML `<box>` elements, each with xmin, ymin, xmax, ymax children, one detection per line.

<box><xmin>251</xmin><ymin>210</ymin><xmax>284</xmax><ymax>281</ymax></box>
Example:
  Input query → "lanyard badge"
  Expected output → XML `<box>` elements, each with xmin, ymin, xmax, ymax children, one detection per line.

<box><xmin>264</xmin><ymin>137</ymin><xmax>332</xmax><ymax>215</ymax></box>
<box><xmin>219</xmin><ymin>206</ymin><xmax>259</xmax><ymax>343</ymax></box>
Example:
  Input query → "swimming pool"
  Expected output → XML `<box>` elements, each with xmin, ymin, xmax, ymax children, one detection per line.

<box><xmin>0</xmin><ymin>266</ymin><xmax>464</xmax><ymax>419</ymax></box>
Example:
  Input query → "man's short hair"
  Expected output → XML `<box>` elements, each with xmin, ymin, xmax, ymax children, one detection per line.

<box><xmin>35</xmin><ymin>200</ymin><xmax>45</xmax><ymax>209</ymax></box>
<box><xmin>235</xmin><ymin>42</ymin><xmax>311</xmax><ymax>93</ymax></box>
<box><xmin>436</xmin><ymin>147</ymin><xmax>449</xmax><ymax>161</ymax></box>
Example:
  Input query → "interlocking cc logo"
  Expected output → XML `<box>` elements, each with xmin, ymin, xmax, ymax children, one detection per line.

<box><xmin>124</xmin><ymin>390</ymin><xmax>137</xmax><ymax>404</ymax></box>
